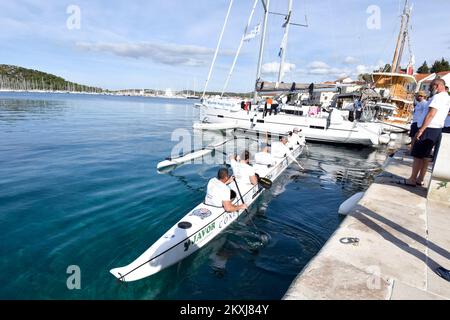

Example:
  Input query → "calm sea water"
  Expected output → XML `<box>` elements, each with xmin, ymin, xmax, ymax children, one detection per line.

<box><xmin>0</xmin><ymin>92</ymin><xmax>387</xmax><ymax>299</ymax></box>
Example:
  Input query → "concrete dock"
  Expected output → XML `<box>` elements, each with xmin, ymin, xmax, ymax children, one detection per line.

<box><xmin>284</xmin><ymin>134</ymin><xmax>450</xmax><ymax>300</ymax></box>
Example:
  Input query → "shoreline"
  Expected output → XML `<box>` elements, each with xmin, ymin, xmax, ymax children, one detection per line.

<box><xmin>0</xmin><ymin>89</ymin><xmax>195</xmax><ymax>99</ymax></box>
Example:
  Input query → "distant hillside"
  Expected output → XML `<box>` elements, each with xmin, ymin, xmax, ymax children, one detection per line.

<box><xmin>0</xmin><ymin>64</ymin><xmax>104</xmax><ymax>92</ymax></box>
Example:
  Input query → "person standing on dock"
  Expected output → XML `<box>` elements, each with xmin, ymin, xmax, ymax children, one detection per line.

<box><xmin>204</xmin><ymin>168</ymin><xmax>247</xmax><ymax>212</ymax></box>
<box><xmin>403</xmin><ymin>79</ymin><xmax>450</xmax><ymax>186</ymax></box>
<box><xmin>409</xmin><ymin>91</ymin><xmax>429</xmax><ymax>149</ymax></box>
<box><xmin>230</xmin><ymin>151</ymin><xmax>258</xmax><ymax>187</ymax></box>
<box><xmin>354</xmin><ymin>98</ymin><xmax>363</xmax><ymax>120</ymax></box>
<box><xmin>264</xmin><ymin>97</ymin><xmax>273</xmax><ymax>117</ymax></box>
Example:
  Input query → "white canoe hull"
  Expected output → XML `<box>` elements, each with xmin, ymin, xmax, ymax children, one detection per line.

<box><xmin>110</xmin><ymin>144</ymin><xmax>304</xmax><ymax>281</ymax></box>
<box><xmin>156</xmin><ymin>149</ymin><xmax>213</xmax><ymax>170</ymax></box>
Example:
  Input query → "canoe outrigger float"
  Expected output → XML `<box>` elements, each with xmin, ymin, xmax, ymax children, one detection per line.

<box><xmin>110</xmin><ymin>143</ymin><xmax>305</xmax><ymax>282</ymax></box>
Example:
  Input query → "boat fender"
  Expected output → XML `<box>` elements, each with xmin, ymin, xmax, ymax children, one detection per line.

<box><xmin>379</xmin><ymin>134</ymin><xmax>390</xmax><ymax>145</ymax></box>
<box><xmin>339</xmin><ymin>237</ymin><xmax>360</xmax><ymax>245</ymax></box>
<box><xmin>338</xmin><ymin>192</ymin><xmax>364</xmax><ymax>215</ymax></box>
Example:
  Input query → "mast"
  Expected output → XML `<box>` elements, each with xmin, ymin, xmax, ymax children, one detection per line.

<box><xmin>253</xmin><ymin>0</ymin><xmax>271</xmax><ymax>103</ymax></box>
<box><xmin>201</xmin><ymin>0</ymin><xmax>234</xmax><ymax>100</ymax></box>
<box><xmin>221</xmin><ymin>0</ymin><xmax>259</xmax><ymax>97</ymax></box>
<box><xmin>391</xmin><ymin>0</ymin><xmax>410</xmax><ymax>73</ymax></box>
<box><xmin>276</xmin><ymin>0</ymin><xmax>293</xmax><ymax>87</ymax></box>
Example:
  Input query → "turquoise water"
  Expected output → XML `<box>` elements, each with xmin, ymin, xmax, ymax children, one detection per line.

<box><xmin>0</xmin><ymin>93</ymin><xmax>385</xmax><ymax>299</ymax></box>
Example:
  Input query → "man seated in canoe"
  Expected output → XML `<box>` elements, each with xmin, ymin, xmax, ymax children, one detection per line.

<box><xmin>204</xmin><ymin>168</ymin><xmax>247</xmax><ymax>212</ymax></box>
<box><xmin>271</xmin><ymin>136</ymin><xmax>291</xmax><ymax>158</ymax></box>
<box><xmin>254</xmin><ymin>146</ymin><xmax>276</xmax><ymax>166</ymax></box>
<box><xmin>254</xmin><ymin>135</ymin><xmax>290</xmax><ymax>165</ymax></box>
<box><xmin>288</xmin><ymin>128</ymin><xmax>306</xmax><ymax>148</ymax></box>
<box><xmin>230</xmin><ymin>150</ymin><xmax>258</xmax><ymax>188</ymax></box>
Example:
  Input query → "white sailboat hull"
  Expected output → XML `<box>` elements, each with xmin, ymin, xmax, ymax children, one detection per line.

<box><xmin>199</xmin><ymin>106</ymin><xmax>383</xmax><ymax>146</ymax></box>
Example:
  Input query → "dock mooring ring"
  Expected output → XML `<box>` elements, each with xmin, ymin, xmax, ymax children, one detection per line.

<box><xmin>339</xmin><ymin>237</ymin><xmax>360</xmax><ymax>245</ymax></box>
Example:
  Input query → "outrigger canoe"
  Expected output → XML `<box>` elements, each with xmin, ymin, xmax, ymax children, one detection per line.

<box><xmin>110</xmin><ymin>143</ymin><xmax>305</xmax><ymax>282</ymax></box>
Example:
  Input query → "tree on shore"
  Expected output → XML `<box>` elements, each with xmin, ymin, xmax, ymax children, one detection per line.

<box><xmin>430</xmin><ymin>58</ymin><xmax>450</xmax><ymax>73</ymax></box>
<box><xmin>417</xmin><ymin>61</ymin><xmax>430</xmax><ymax>74</ymax></box>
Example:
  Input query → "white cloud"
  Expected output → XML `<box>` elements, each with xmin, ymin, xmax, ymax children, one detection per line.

<box><xmin>356</xmin><ymin>64</ymin><xmax>370</xmax><ymax>74</ymax></box>
<box><xmin>305</xmin><ymin>61</ymin><xmax>350</xmax><ymax>77</ymax></box>
<box><xmin>344</xmin><ymin>56</ymin><xmax>358</xmax><ymax>64</ymax></box>
<box><xmin>262</xmin><ymin>61</ymin><xmax>296</xmax><ymax>75</ymax></box>
<box><xmin>76</xmin><ymin>41</ymin><xmax>233</xmax><ymax>67</ymax></box>
<box><xmin>309</xmin><ymin>61</ymin><xmax>330</xmax><ymax>69</ymax></box>
<box><xmin>354</xmin><ymin>60</ymin><xmax>385</xmax><ymax>75</ymax></box>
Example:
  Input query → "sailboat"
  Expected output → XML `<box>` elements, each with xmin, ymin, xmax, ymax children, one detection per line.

<box><xmin>371</xmin><ymin>0</ymin><xmax>417</xmax><ymax>132</ymax></box>
<box><xmin>195</xmin><ymin>0</ymin><xmax>386</xmax><ymax>146</ymax></box>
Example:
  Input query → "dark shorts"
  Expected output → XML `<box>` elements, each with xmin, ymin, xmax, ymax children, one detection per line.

<box><xmin>409</xmin><ymin>122</ymin><xmax>419</xmax><ymax>137</ymax></box>
<box><xmin>443</xmin><ymin>126</ymin><xmax>450</xmax><ymax>133</ymax></box>
<box><xmin>410</xmin><ymin>128</ymin><xmax>442</xmax><ymax>159</ymax></box>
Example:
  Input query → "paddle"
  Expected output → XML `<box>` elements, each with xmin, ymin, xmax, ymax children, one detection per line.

<box><xmin>233</xmin><ymin>175</ymin><xmax>272</xmax><ymax>233</ymax></box>
<box><xmin>233</xmin><ymin>178</ymin><xmax>250</xmax><ymax>215</ymax></box>
<box><xmin>285</xmin><ymin>148</ymin><xmax>305</xmax><ymax>171</ymax></box>
<box><xmin>256</xmin><ymin>175</ymin><xmax>272</xmax><ymax>189</ymax></box>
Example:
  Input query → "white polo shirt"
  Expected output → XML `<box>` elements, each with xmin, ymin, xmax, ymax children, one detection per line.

<box><xmin>271</xmin><ymin>141</ymin><xmax>289</xmax><ymax>158</ymax></box>
<box><xmin>288</xmin><ymin>133</ymin><xmax>306</xmax><ymax>146</ymax></box>
<box><xmin>231</xmin><ymin>159</ymin><xmax>256</xmax><ymax>186</ymax></box>
<box><xmin>427</xmin><ymin>92</ymin><xmax>450</xmax><ymax>129</ymax></box>
<box><xmin>255</xmin><ymin>151</ymin><xmax>275</xmax><ymax>165</ymax></box>
<box><xmin>204</xmin><ymin>178</ymin><xmax>230</xmax><ymax>207</ymax></box>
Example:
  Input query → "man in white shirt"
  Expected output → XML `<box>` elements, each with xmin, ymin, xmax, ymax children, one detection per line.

<box><xmin>204</xmin><ymin>168</ymin><xmax>247</xmax><ymax>212</ymax></box>
<box><xmin>288</xmin><ymin>128</ymin><xmax>306</xmax><ymax>148</ymax></box>
<box><xmin>405</xmin><ymin>79</ymin><xmax>450</xmax><ymax>186</ymax></box>
<box><xmin>230</xmin><ymin>150</ymin><xmax>258</xmax><ymax>188</ymax></box>
<box><xmin>271</xmin><ymin>136</ymin><xmax>290</xmax><ymax>158</ymax></box>
<box><xmin>254</xmin><ymin>146</ymin><xmax>276</xmax><ymax>166</ymax></box>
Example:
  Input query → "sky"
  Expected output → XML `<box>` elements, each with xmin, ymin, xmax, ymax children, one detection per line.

<box><xmin>0</xmin><ymin>0</ymin><xmax>449</xmax><ymax>92</ymax></box>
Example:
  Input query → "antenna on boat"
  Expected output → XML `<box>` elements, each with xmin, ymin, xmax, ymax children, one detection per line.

<box><xmin>201</xmin><ymin>0</ymin><xmax>234</xmax><ymax>100</ymax></box>
<box><xmin>253</xmin><ymin>0</ymin><xmax>271</xmax><ymax>104</ymax></box>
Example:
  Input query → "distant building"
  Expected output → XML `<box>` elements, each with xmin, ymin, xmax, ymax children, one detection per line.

<box><xmin>335</xmin><ymin>76</ymin><xmax>354</xmax><ymax>84</ymax></box>
<box><xmin>414</xmin><ymin>73</ymin><xmax>435</xmax><ymax>93</ymax></box>
<box><xmin>164</xmin><ymin>88</ymin><xmax>174</xmax><ymax>97</ymax></box>
<box><xmin>323</xmin><ymin>77</ymin><xmax>363</xmax><ymax>94</ymax></box>
<box><xmin>414</xmin><ymin>71</ymin><xmax>450</xmax><ymax>95</ymax></box>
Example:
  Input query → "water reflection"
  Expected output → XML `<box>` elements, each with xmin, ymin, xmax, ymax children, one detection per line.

<box><xmin>0</xmin><ymin>97</ymin><xmax>67</xmax><ymax>123</ymax></box>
